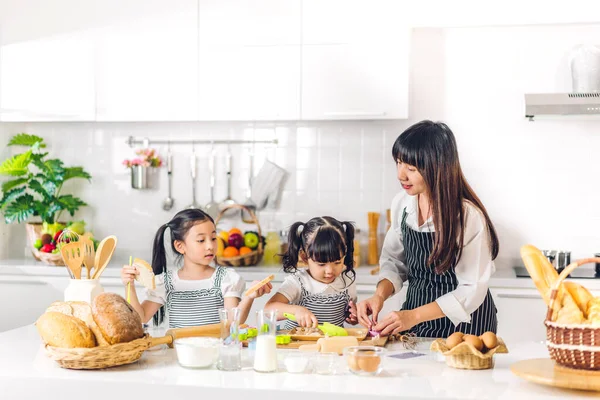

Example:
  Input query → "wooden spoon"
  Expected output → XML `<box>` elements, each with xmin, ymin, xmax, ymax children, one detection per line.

<box><xmin>91</xmin><ymin>236</ymin><xmax>117</xmax><ymax>279</ymax></box>
<box><xmin>60</xmin><ymin>241</ymin><xmax>84</xmax><ymax>279</ymax></box>
<box><xmin>80</xmin><ymin>237</ymin><xmax>95</xmax><ymax>279</ymax></box>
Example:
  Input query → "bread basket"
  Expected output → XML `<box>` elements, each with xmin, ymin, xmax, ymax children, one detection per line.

<box><xmin>215</xmin><ymin>204</ymin><xmax>264</xmax><ymax>267</ymax></box>
<box><xmin>430</xmin><ymin>338</ymin><xmax>508</xmax><ymax>370</ymax></box>
<box><xmin>25</xmin><ymin>222</ymin><xmax>65</xmax><ymax>266</ymax></box>
<box><xmin>545</xmin><ymin>257</ymin><xmax>600</xmax><ymax>370</ymax></box>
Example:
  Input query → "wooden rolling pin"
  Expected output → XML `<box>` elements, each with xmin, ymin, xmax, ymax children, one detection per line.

<box><xmin>150</xmin><ymin>323</ymin><xmax>222</xmax><ymax>348</ymax></box>
<box><xmin>298</xmin><ymin>336</ymin><xmax>359</xmax><ymax>355</ymax></box>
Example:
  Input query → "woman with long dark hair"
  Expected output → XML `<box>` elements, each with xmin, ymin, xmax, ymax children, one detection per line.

<box><xmin>357</xmin><ymin>120</ymin><xmax>499</xmax><ymax>337</ymax></box>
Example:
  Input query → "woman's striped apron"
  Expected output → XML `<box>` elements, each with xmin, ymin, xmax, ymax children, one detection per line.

<box><xmin>400</xmin><ymin>208</ymin><xmax>497</xmax><ymax>338</ymax></box>
<box><xmin>164</xmin><ymin>266</ymin><xmax>225</xmax><ymax>328</ymax></box>
<box><xmin>283</xmin><ymin>274</ymin><xmax>351</xmax><ymax>330</ymax></box>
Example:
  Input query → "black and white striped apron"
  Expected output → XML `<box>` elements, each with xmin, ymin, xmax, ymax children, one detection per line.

<box><xmin>400</xmin><ymin>208</ymin><xmax>497</xmax><ymax>338</ymax></box>
<box><xmin>164</xmin><ymin>266</ymin><xmax>225</xmax><ymax>328</ymax></box>
<box><xmin>283</xmin><ymin>275</ymin><xmax>351</xmax><ymax>330</ymax></box>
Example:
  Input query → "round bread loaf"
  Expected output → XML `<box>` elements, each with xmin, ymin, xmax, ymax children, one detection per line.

<box><xmin>36</xmin><ymin>311</ymin><xmax>96</xmax><ymax>348</ymax></box>
<box><xmin>92</xmin><ymin>292</ymin><xmax>144</xmax><ymax>345</ymax></box>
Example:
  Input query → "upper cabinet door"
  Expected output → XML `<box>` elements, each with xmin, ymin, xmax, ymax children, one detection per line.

<box><xmin>199</xmin><ymin>0</ymin><xmax>301</xmax><ymax>46</ymax></box>
<box><xmin>0</xmin><ymin>0</ymin><xmax>96</xmax><ymax>121</ymax></box>
<box><xmin>95</xmin><ymin>0</ymin><xmax>198</xmax><ymax>121</ymax></box>
<box><xmin>301</xmin><ymin>0</ymin><xmax>409</xmax><ymax>120</ymax></box>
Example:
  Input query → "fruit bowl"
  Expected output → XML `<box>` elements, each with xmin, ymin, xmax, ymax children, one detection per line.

<box><xmin>215</xmin><ymin>204</ymin><xmax>264</xmax><ymax>267</ymax></box>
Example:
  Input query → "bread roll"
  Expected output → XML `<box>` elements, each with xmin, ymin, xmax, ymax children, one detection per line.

<box><xmin>45</xmin><ymin>301</ymin><xmax>110</xmax><ymax>346</ymax></box>
<box><xmin>556</xmin><ymin>295</ymin><xmax>584</xmax><ymax>324</ymax></box>
<box><xmin>36</xmin><ymin>312</ymin><xmax>96</xmax><ymax>348</ymax></box>
<box><xmin>92</xmin><ymin>292</ymin><xmax>144</xmax><ymax>345</ymax></box>
<box><xmin>587</xmin><ymin>298</ymin><xmax>600</xmax><ymax>325</ymax></box>
<box><xmin>564</xmin><ymin>282</ymin><xmax>593</xmax><ymax>317</ymax></box>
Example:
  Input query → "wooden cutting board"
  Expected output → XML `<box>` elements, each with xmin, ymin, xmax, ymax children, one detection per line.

<box><xmin>283</xmin><ymin>327</ymin><xmax>368</xmax><ymax>342</ymax></box>
<box><xmin>511</xmin><ymin>358</ymin><xmax>600</xmax><ymax>392</ymax></box>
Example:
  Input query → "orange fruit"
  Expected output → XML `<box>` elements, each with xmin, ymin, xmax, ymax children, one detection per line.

<box><xmin>229</xmin><ymin>228</ymin><xmax>242</xmax><ymax>236</ymax></box>
<box><xmin>239</xmin><ymin>246</ymin><xmax>252</xmax><ymax>255</ymax></box>
<box><xmin>223</xmin><ymin>246</ymin><xmax>240</xmax><ymax>258</ymax></box>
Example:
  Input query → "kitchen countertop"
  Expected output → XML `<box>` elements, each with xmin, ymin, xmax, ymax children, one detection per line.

<box><xmin>0</xmin><ymin>324</ymin><xmax>595</xmax><ymax>400</ymax></box>
<box><xmin>3</xmin><ymin>258</ymin><xmax>600</xmax><ymax>291</ymax></box>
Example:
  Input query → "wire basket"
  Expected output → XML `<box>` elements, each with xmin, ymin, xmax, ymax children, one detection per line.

<box><xmin>545</xmin><ymin>257</ymin><xmax>600</xmax><ymax>370</ymax></box>
<box><xmin>215</xmin><ymin>204</ymin><xmax>263</xmax><ymax>267</ymax></box>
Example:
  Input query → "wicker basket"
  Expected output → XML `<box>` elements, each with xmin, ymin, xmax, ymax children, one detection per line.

<box><xmin>215</xmin><ymin>204</ymin><xmax>263</xmax><ymax>267</ymax></box>
<box><xmin>545</xmin><ymin>257</ymin><xmax>600</xmax><ymax>370</ymax></box>
<box><xmin>25</xmin><ymin>223</ymin><xmax>65</xmax><ymax>266</ymax></box>
<box><xmin>45</xmin><ymin>335</ymin><xmax>154</xmax><ymax>370</ymax></box>
<box><xmin>430</xmin><ymin>338</ymin><xmax>508</xmax><ymax>370</ymax></box>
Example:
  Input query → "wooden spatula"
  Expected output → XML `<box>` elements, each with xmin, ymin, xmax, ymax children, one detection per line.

<box><xmin>91</xmin><ymin>236</ymin><xmax>117</xmax><ymax>280</ymax></box>
<box><xmin>80</xmin><ymin>237</ymin><xmax>95</xmax><ymax>279</ymax></box>
<box><xmin>60</xmin><ymin>241</ymin><xmax>84</xmax><ymax>279</ymax></box>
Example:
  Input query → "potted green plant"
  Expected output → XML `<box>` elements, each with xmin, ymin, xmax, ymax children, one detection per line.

<box><xmin>0</xmin><ymin>133</ymin><xmax>91</xmax><ymax>265</ymax></box>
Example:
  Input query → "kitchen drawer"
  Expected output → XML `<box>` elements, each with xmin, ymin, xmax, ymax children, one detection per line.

<box><xmin>490</xmin><ymin>288</ymin><xmax>548</xmax><ymax>345</ymax></box>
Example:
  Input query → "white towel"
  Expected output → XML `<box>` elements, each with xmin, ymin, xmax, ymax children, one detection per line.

<box><xmin>251</xmin><ymin>160</ymin><xmax>287</xmax><ymax>210</ymax></box>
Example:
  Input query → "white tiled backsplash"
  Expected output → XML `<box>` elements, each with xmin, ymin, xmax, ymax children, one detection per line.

<box><xmin>3</xmin><ymin>26</ymin><xmax>600</xmax><ymax>268</ymax></box>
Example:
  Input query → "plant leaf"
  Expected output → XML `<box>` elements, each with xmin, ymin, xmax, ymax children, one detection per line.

<box><xmin>57</xmin><ymin>195</ymin><xmax>86</xmax><ymax>216</ymax></box>
<box><xmin>0</xmin><ymin>151</ymin><xmax>32</xmax><ymax>176</ymax></box>
<box><xmin>0</xmin><ymin>186</ymin><xmax>26</xmax><ymax>209</ymax></box>
<box><xmin>63</xmin><ymin>167</ymin><xmax>91</xmax><ymax>182</ymax></box>
<box><xmin>36</xmin><ymin>201</ymin><xmax>61</xmax><ymax>223</ymax></box>
<box><xmin>8</xmin><ymin>133</ymin><xmax>46</xmax><ymax>148</ymax></box>
<box><xmin>31</xmin><ymin>158</ymin><xmax>64</xmax><ymax>182</ymax></box>
<box><xmin>3</xmin><ymin>194</ymin><xmax>35</xmax><ymax>224</ymax></box>
<box><xmin>1</xmin><ymin>177</ymin><xmax>28</xmax><ymax>193</ymax></box>
<box><xmin>29</xmin><ymin>179</ymin><xmax>51</xmax><ymax>200</ymax></box>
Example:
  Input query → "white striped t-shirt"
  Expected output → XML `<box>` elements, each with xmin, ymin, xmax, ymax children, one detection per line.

<box><xmin>278</xmin><ymin>269</ymin><xmax>358</xmax><ymax>305</ymax></box>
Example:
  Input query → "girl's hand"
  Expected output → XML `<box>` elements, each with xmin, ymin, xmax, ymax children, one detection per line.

<box><xmin>357</xmin><ymin>294</ymin><xmax>385</xmax><ymax>328</ymax></box>
<box><xmin>121</xmin><ymin>264</ymin><xmax>138</xmax><ymax>286</ymax></box>
<box><xmin>345</xmin><ymin>301</ymin><xmax>358</xmax><ymax>325</ymax></box>
<box><xmin>373</xmin><ymin>310</ymin><xmax>417</xmax><ymax>336</ymax></box>
<box><xmin>246</xmin><ymin>281</ymin><xmax>273</xmax><ymax>299</ymax></box>
<box><xmin>294</xmin><ymin>307</ymin><xmax>318</xmax><ymax>328</ymax></box>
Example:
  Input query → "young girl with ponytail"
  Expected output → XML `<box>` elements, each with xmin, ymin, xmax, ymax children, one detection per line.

<box><xmin>265</xmin><ymin>216</ymin><xmax>358</xmax><ymax>329</ymax></box>
<box><xmin>121</xmin><ymin>209</ymin><xmax>272</xmax><ymax>328</ymax></box>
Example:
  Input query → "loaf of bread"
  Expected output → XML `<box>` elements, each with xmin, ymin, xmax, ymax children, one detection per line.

<box><xmin>92</xmin><ymin>292</ymin><xmax>144</xmax><ymax>345</ymax></box>
<box><xmin>564</xmin><ymin>282</ymin><xmax>593</xmax><ymax>318</ymax></box>
<box><xmin>45</xmin><ymin>301</ymin><xmax>110</xmax><ymax>346</ymax></box>
<box><xmin>36</xmin><ymin>312</ymin><xmax>96</xmax><ymax>348</ymax></box>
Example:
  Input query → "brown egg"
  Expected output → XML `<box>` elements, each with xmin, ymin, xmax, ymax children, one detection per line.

<box><xmin>347</xmin><ymin>354</ymin><xmax>360</xmax><ymax>371</ymax></box>
<box><xmin>445</xmin><ymin>332</ymin><xmax>464</xmax><ymax>349</ymax></box>
<box><xmin>463</xmin><ymin>334</ymin><xmax>483</xmax><ymax>351</ymax></box>
<box><xmin>357</xmin><ymin>355</ymin><xmax>381</xmax><ymax>373</ymax></box>
<box><xmin>480</xmin><ymin>332</ymin><xmax>498</xmax><ymax>351</ymax></box>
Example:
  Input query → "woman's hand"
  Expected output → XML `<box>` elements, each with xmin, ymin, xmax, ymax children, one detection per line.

<box><xmin>121</xmin><ymin>264</ymin><xmax>138</xmax><ymax>286</ymax></box>
<box><xmin>245</xmin><ymin>281</ymin><xmax>273</xmax><ymax>299</ymax></box>
<box><xmin>373</xmin><ymin>310</ymin><xmax>417</xmax><ymax>336</ymax></box>
<box><xmin>345</xmin><ymin>301</ymin><xmax>358</xmax><ymax>325</ymax></box>
<box><xmin>357</xmin><ymin>294</ymin><xmax>385</xmax><ymax>328</ymax></box>
<box><xmin>294</xmin><ymin>307</ymin><xmax>318</xmax><ymax>328</ymax></box>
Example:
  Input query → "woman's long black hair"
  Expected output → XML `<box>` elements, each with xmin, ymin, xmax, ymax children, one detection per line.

<box><xmin>281</xmin><ymin>216</ymin><xmax>356</xmax><ymax>285</ymax></box>
<box><xmin>151</xmin><ymin>208</ymin><xmax>215</xmax><ymax>325</ymax></box>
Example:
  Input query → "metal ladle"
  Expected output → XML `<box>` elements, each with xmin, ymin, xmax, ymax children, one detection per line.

<box><xmin>219</xmin><ymin>144</ymin><xmax>237</xmax><ymax>215</ymax></box>
<box><xmin>162</xmin><ymin>143</ymin><xmax>174</xmax><ymax>211</ymax></box>
<box><xmin>188</xmin><ymin>145</ymin><xmax>200</xmax><ymax>209</ymax></box>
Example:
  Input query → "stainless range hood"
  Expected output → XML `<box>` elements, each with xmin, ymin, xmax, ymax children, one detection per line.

<box><xmin>525</xmin><ymin>93</ymin><xmax>600</xmax><ymax>121</ymax></box>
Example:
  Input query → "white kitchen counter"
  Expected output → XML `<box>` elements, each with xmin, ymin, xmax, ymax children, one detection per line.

<box><xmin>0</xmin><ymin>324</ymin><xmax>594</xmax><ymax>400</ymax></box>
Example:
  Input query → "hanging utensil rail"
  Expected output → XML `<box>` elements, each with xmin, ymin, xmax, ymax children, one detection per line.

<box><xmin>126</xmin><ymin>136</ymin><xmax>278</xmax><ymax>147</ymax></box>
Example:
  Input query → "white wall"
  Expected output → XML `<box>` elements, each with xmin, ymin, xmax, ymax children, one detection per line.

<box><xmin>2</xmin><ymin>24</ymin><xmax>600</xmax><ymax>269</ymax></box>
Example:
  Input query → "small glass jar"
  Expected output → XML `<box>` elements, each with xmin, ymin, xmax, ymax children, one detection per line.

<box><xmin>344</xmin><ymin>346</ymin><xmax>386</xmax><ymax>376</ymax></box>
<box><xmin>63</xmin><ymin>278</ymin><xmax>103</xmax><ymax>303</ymax></box>
<box><xmin>314</xmin><ymin>352</ymin><xmax>337</xmax><ymax>375</ymax></box>
<box><xmin>284</xmin><ymin>352</ymin><xmax>310</xmax><ymax>374</ymax></box>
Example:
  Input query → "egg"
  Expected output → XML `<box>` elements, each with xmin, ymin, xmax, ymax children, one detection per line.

<box><xmin>445</xmin><ymin>332</ymin><xmax>464</xmax><ymax>349</ymax></box>
<box><xmin>347</xmin><ymin>354</ymin><xmax>360</xmax><ymax>371</ymax></box>
<box><xmin>463</xmin><ymin>334</ymin><xmax>483</xmax><ymax>351</ymax></box>
<box><xmin>357</xmin><ymin>354</ymin><xmax>381</xmax><ymax>373</ymax></box>
<box><xmin>480</xmin><ymin>331</ymin><xmax>498</xmax><ymax>351</ymax></box>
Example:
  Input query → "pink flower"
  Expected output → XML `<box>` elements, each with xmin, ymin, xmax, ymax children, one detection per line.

<box><xmin>123</xmin><ymin>148</ymin><xmax>162</xmax><ymax>169</ymax></box>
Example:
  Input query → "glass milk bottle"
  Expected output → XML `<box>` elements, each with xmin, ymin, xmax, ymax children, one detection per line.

<box><xmin>64</xmin><ymin>278</ymin><xmax>104</xmax><ymax>303</ymax></box>
<box><xmin>217</xmin><ymin>307</ymin><xmax>242</xmax><ymax>371</ymax></box>
<box><xmin>254</xmin><ymin>309</ymin><xmax>278</xmax><ymax>373</ymax></box>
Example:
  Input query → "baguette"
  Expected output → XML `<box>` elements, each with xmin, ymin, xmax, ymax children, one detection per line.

<box><xmin>244</xmin><ymin>275</ymin><xmax>274</xmax><ymax>297</ymax></box>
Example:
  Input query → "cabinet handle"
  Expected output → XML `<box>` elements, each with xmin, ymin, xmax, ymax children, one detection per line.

<box><xmin>497</xmin><ymin>293</ymin><xmax>541</xmax><ymax>299</ymax></box>
<box><xmin>323</xmin><ymin>111</ymin><xmax>387</xmax><ymax>117</ymax></box>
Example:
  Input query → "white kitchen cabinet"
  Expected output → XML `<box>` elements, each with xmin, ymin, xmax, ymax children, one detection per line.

<box><xmin>490</xmin><ymin>288</ymin><xmax>548</xmax><ymax>345</ymax></box>
<box><xmin>199</xmin><ymin>0</ymin><xmax>301</xmax><ymax>46</ymax></box>
<box><xmin>94</xmin><ymin>0</ymin><xmax>198</xmax><ymax>121</ymax></box>
<box><xmin>198</xmin><ymin>45</ymin><xmax>301</xmax><ymax>121</ymax></box>
<box><xmin>0</xmin><ymin>33</ymin><xmax>96</xmax><ymax>121</ymax></box>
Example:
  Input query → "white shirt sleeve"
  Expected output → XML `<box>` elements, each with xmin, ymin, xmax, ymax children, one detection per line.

<box><xmin>435</xmin><ymin>205</ymin><xmax>496</xmax><ymax>326</ymax></box>
<box><xmin>221</xmin><ymin>269</ymin><xmax>245</xmax><ymax>299</ymax></box>
<box><xmin>378</xmin><ymin>193</ymin><xmax>409</xmax><ymax>294</ymax></box>
<box><xmin>145</xmin><ymin>273</ymin><xmax>166</xmax><ymax>305</ymax></box>
<box><xmin>277</xmin><ymin>275</ymin><xmax>302</xmax><ymax>305</ymax></box>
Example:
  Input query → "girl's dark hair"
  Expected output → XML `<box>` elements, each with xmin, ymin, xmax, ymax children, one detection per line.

<box><xmin>282</xmin><ymin>216</ymin><xmax>356</xmax><ymax>285</ymax></box>
<box><xmin>392</xmin><ymin>120</ymin><xmax>499</xmax><ymax>274</ymax></box>
<box><xmin>151</xmin><ymin>208</ymin><xmax>215</xmax><ymax>325</ymax></box>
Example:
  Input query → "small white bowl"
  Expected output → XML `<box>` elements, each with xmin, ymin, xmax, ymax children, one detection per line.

<box><xmin>174</xmin><ymin>337</ymin><xmax>220</xmax><ymax>369</ymax></box>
